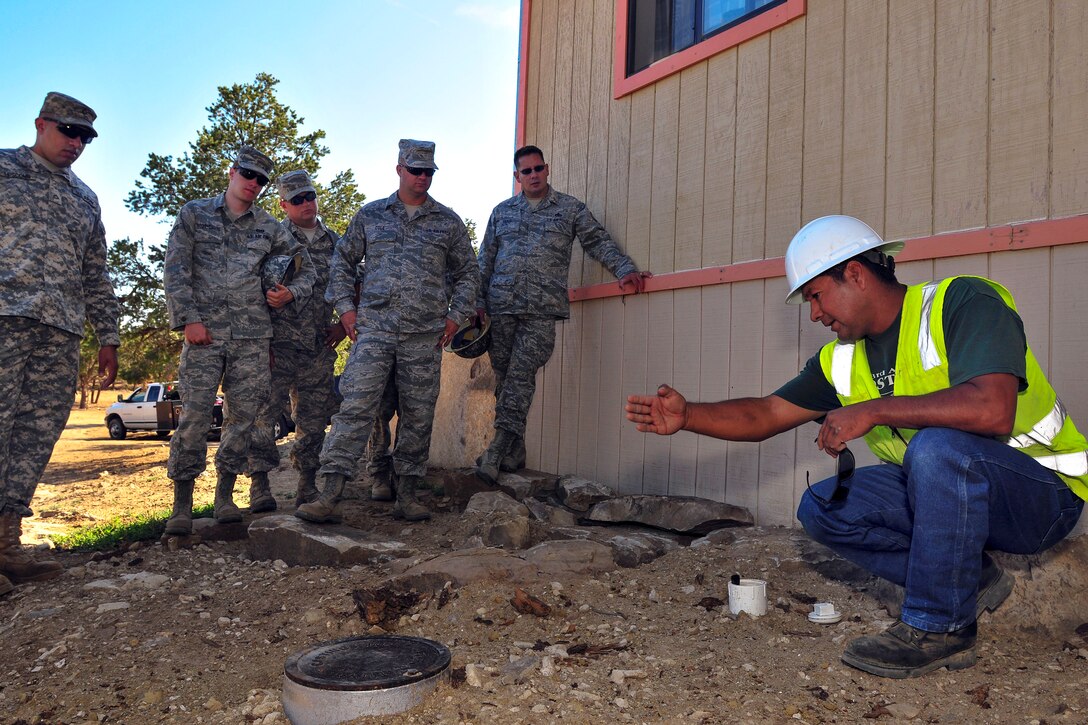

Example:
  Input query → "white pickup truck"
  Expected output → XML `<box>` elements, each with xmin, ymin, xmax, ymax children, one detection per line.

<box><xmin>104</xmin><ymin>382</ymin><xmax>222</xmax><ymax>440</ymax></box>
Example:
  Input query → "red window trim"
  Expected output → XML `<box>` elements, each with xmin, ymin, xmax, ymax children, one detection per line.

<box><xmin>613</xmin><ymin>0</ymin><xmax>807</xmax><ymax>99</ymax></box>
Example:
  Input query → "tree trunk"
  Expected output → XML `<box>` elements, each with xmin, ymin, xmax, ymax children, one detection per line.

<box><xmin>78</xmin><ymin>383</ymin><xmax>88</xmax><ymax>410</ymax></box>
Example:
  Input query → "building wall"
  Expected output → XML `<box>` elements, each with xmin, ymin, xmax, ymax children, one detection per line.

<box><xmin>493</xmin><ymin>0</ymin><xmax>1088</xmax><ymax>526</ymax></box>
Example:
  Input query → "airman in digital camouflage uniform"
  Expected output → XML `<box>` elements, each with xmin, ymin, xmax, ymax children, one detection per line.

<box><xmin>296</xmin><ymin>139</ymin><xmax>479</xmax><ymax>524</ymax></box>
<box><xmin>246</xmin><ymin>170</ymin><xmax>343</xmax><ymax>511</ymax></box>
<box><xmin>164</xmin><ymin>147</ymin><xmax>315</xmax><ymax>535</ymax></box>
<box><xmin>0</xmin><ymin>92</ymin><xmax>120</xmax><ymax>591</ymax></box>
<box><xmin>475</xmin><ymin>144</ymin><xmax>647</xmax><ymax>483</ymax></box>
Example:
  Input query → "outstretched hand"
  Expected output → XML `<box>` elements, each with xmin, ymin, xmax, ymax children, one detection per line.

<box><xmin>625</xmin><ymin>384</ymin><xmax>687</xmax><ymax>435</ymax></box>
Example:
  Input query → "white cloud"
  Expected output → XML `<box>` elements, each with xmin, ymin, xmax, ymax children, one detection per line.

<box><xmin>456</xmin><ymin>3</ymin><xmax>520</xmax><ymax>30</ymax></box>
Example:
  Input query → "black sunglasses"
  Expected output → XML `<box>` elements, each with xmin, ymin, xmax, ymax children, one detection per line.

<box><xmin>288</xmin><ymin>191</ymin><xmax>317</xmax><ymax>206</ymax></box>
<box><xmin>47</xmin><ymin>119</ymin><xmax>94</xmax><ymax>145</ymax></box>
<box><xmin>519</xmin><ymin>164</ymin><xmax>546</xmax><ymax>176</ymax></box>
<box><xmin>805</xmin><ymin>446</ymin><xmax>855</xmax><ymax>506</ymax></box>
<box><xmin>236</xmin><ymin>167</ymin><xmax>270</xmax><ymax>186</ymax></box>
<box><xmin>404</xmin><ymin>167</ymin><xmax>435</xmax><ymax>177</ymax></box>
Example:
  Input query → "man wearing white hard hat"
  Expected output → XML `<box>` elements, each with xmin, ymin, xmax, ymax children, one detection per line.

<box><xmin>626</xmin><ymin>215</ymin><xmax>1087</xmax><ymax>679</ymax></box>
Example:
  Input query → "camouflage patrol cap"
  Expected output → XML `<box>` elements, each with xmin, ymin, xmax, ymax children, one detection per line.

<box><xmin>235</xmin><ymin>146</ymin><xmax>274</xmax><ymax>179</ymax></box>
<box><xmin>39</xmin><ymin>92</ymin><xmax>98</xmax><ymax>137</ymax></box>
<box><xmin>277</xmin><ymin>170</ymin><xmax>317</xmax><ymax>200</ymax></box>
<box><xmin>398</xmin><ymin>139</ymin><xmax>438</xmax><ymax>170</ymax></box>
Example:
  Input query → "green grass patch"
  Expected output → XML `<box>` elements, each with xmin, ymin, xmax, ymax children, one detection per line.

<box><xmin>51</xmin><ymin>504</ymin><xmax>216</xmax><ymax>552</ymax></box>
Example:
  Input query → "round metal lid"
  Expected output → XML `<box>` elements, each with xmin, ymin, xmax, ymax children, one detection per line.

<box><xmin>284</xmin><ymin>635</ymin><xmax>451</xmax><ymax>691</ymax></box>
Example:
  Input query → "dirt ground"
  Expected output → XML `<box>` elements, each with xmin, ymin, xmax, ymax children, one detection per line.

<box><xmin>2</xmin><ymin>400</ymin><xmax>1087</xmax><ymax>724</ymax></box>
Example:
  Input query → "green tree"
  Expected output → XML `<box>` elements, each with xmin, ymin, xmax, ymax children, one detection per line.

<box><xmin>108</xmin><ymin>238</ymin><xmax>180</xmax><ymax>384</ymax></box>
<box><xmin>126</xmin><ymin>72</ymin><xmax>364</xmax><ymax>234</ymax></box>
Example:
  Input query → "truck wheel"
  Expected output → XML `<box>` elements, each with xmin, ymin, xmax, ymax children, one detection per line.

<box><xmin>107</xmin><ymin>417</ymin><xmax>127</xmax><ymax>440</ymax></box>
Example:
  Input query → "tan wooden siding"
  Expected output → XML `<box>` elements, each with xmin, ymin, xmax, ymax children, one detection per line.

<box><xmin>516</xmin><ymin>0</ymin><xmax>1088</xmax><ymax>524</ymax></box>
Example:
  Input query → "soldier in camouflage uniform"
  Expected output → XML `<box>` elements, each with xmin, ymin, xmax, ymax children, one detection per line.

<box><xmin>476</xmin><ymin>145</ymin><xmax>647</xmax><ymax>483</ymax></box>
<box><xmin>246</xmin><ymin>170</ymin><xmax>343</xmax><ymax>511</ymax></box>
<box><xmin>296</xmin><ymin>139</ymin><xmax>479</xmax><ymax>524</ymax></box>
<box><xmin>0</xmin><ymin>92</ymin><xmax>120</xmax><ymax>590</ymax></box>
<box><xmin>164</xmin><ymin>147</ymin><xmax>315</xmax><ymax>535</ymax></box>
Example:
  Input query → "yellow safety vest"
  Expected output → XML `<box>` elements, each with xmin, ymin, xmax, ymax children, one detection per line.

<box><xmin>818</xmin><ymin>276</ymin><xmax>1088</xmax><ymax>501</ymax></box>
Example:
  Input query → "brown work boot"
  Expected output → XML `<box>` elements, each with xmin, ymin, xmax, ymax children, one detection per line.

<box><xmin>164</xmin><ymin>479</ymin><xmax>195</xmax><ymax>536</ymax></box>
<box><xmin>295</xmin><ymin>474</ymin><xmax>347</xmax><ymax>524</ymax></box>
<box><xmin>500</xmin><ymin>436</ymin><xmax>526</xmax><ymax>473</ymax></box>
<box><xmin>213</xmin><ymin>472</ymin><xmax>243</xmax><ymax>524</ymax></box>
<box><xmin>841</xmin><ymin>620</ymin><xmax>977</xmax><ymax>679</ymax></box>
<box><xmin>392</xmin><ymin>475</ymin><xmax>431</xmax><ymax>522</ymax></box>
<box><xmin>369</xmin><ymin>467</ymin><xmax>394</xmax><ymax>502</ymax></box>
<box><xmin>475</xmin><ymin>429</ymin><xmax>516</xmax><ymax>486</ymax></box>
<box><xmin>295</xmin><ymin>469</ymin><xmax>320</xmax><ymax>507</ymax></box>
<box><xmin>248</xmin><ymin>471</ymin><xmax>278</xmax><ymax>513</ymax></box>
<box><xmin>0</xmin><ymin>511</ymin><xmax>63</xmax><ymax>583</ymax></box>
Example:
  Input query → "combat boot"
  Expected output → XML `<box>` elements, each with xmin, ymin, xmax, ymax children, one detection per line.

<box><xmin>500</xmin><ymin>436</ymin><xmax>526</xmax><ymax>473</ymax></box>
<box><xmin>392</xmin><ymin>475</ymin><xmax>432</xmax><ymax>521</ymax></box>
<box><xmin>295</xmin><ymin>473</ymin><xmax>347</xmax><ymax>524</ymax></box>
<box><xmin>475</xmin><ymin>429</ymin><xmax>516</xmax><ymax>486</ymax></box>
<box><xmin>213</xmin><ymin>472</ymin><xmax>243</xmax><ymax>524</ymax></box>
<box><xmin>370</xmin><ymin>467</ymin><xmax>394</xmax><ymax>502</ymax></box>
<box><xmin>248</xmin><ymin>471</ymin><xmax>277</xmax><ymax>513</ymax></box>
<box><xmin>165</xmin><ymin>479</ymin><xmax>195</xmax><ymax>536</ymax></box>
<box><xmin>0</xmin><ymin>511</ymin><xmax>63</xmax><ymax>583</ymax></box>
<box><xmin>295</xmin><ymin>469</ymin><xmax>320</xmax><ymax>507</ymax></box>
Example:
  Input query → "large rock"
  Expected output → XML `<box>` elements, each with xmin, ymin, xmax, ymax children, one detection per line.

<box><xmin>585</xmin><ymin>495</ymin><xmax>753</xmax><ymax>534</ymax></box>
<box><xmin>247</xmin><ymin>515</ymin><xmax>413</xmax><ymax>567</ymax></box>
<box><xmin>478</xmin><ymin>517</ymin><xmax>540</xmax><ymax>550</ymax></box>
<box><xmin>557</xmin><ymin>476</ymin><xmax>614</xmax><ymax>512</ymax></box>
<box><xmin>497</xmin><ymin>470</ymin><xmax>560</xmax><ymax>501</ymax></box>
<box><xmin>464</xmin><ymin>491</ymin><xmax>530</xmax><ymax>517</ymax></box>
<box><xmin>523</xmin><ymin>540</ymin><xmax>616</xmax><ymax>576</ymax></box>
<box><xmin>608</xmin><ymin>533</ymin><xmax>682</xmax><ymax>568</ymax></box>
<box><xmin>387</xmin><ymin>548</ymin><xmax>541</xmax><ymax>591</ymax></box>
<box><xmin>524</xmin><ymin>498</ymin><xmax>578</xmax><ymax>526</ymax></box>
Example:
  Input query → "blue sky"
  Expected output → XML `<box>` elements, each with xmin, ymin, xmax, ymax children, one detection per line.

<box><xmin>0</xmin><ymin>0</ymin><xmax>520</xmax><ymax>245</ymax></box>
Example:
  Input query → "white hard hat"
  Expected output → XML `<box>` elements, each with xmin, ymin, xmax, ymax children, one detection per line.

<box><xmin>784</xmin><ymin>215</ymin><xmax>904</xmax><ymax>304</ymax></box>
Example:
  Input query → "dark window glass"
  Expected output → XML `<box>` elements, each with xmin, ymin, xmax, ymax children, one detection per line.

<box><xmin>627</xmin><ymin>0</ymin><xmax>785</xmax><ymax>76</ymax></box>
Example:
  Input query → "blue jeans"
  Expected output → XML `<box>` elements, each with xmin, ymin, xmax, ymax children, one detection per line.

<box><xmin>797</xmin><ymin>428</ymin><xmax>1084</xmax><ymax>633</ymax></box>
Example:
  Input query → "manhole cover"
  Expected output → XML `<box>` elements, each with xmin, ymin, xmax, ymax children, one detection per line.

<box><xmin>285</xmin><ymin>635</ymin><xmax>451</xmax><ymax>692</ymax></box>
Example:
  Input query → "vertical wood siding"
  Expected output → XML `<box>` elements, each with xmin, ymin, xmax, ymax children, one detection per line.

<box><xmin>518</xmin><ymin>0</ymin><xmax>1088</xmax><ymax>525</ymax></box>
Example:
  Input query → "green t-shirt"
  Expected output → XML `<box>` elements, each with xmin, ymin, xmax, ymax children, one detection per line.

<box><xmin>774</xmin><ymin>278</ymin><xmax>1028</xmax><ymax>412</ymax></box>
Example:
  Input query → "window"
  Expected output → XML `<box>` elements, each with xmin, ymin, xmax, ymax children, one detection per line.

<box><xmin>614</xmin><ymin>0</ymin><xmax>804</xmax><ymax>98</ymax></box>
<box><xmin>627</xmin><ymin>0</ymin><xmax>785</xmax><ymax>75</ymax></box>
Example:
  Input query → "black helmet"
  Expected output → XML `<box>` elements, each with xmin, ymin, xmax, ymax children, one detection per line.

<box><xmin>444</xmin><ymin>316</ymin><xmax>491</xmax><ymax>358</ymax></box>
<box><xmin>262</xmin><ymin>254</ymin><xmax>300</xmax><ymax>293</ymax></box>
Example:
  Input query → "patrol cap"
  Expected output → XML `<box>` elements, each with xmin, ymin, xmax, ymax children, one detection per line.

<box><xmin>235</xmin><ymin>146</ymin><xmax>274</xmax><ymax>180</ymax></box>
<box><xmin>398</xmin><ymin>139</ymin><xmax>438</xmax><ymax>170</ymax></box>
<box><xmin>277</xmin><ymin>169</ymin><xmax>317</xmax><ymax>200</ymax></box>
<box><xmin>39</xmin><ymin>92</ymin><xmax>98</xmax><ymax>137</ymax></box>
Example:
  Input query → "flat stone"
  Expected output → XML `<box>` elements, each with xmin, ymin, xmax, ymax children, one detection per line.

<box><xmin>524</xmin><ymin>498</ymin><xmax>578</xmax><ymax>526</ymax></box>
<box><xmin>84</xmin><ymin>579</ymin><xmax>120</xmax><ymax>591</ymax></box>
<box><xmin>389</xmin><ymin>548</ymin><xmax>541</xmax><ymax>591</ymax></box>
<box><xmin>191</xmin><ymin>517</ymin><xmax>250</xmax><ymax>542</ymax></box>
<box><xmin>608</xmin><ymin>533</ymin><xmax>680</xmax><ymax>568</ymax></box>
<box><xmin>557</xmin><ymin>476</ymin><xmax>614</xmax><ymax>512</ymax></box>
<box><xmin>95</xmin><ymin>602</ymin><xmax>130</xmax><ymax>614</ymax></box>
<box><xmin>247</xmin><ymin>515</ymin><xmax>413</xmax><ymax>567</ymax></box>
<box><xmin>121</xmin><ymin>572</ymin><xmax>170</xmax><ymax>590</ymax></box>
<box><xmin>691</xmin><ymin>528</ymin><xmax>739</xmax><ymax>549</ymax></box>
<box><xmin>495</xmin><ymin>473</ymin><xmax>533</xmax><ymax>501</ymax></box>
<box><xmin>585</xmin><ymin>495</ymin><xmax>753</xmax><ymax>534</ymax></box>
<box><xmin>464</xmin><ymin>491</ymin><xmax>530</xmax><ymax>517</ymax></box>
<box><xmin>523</xmin><ymin>540</ymin><xmax>616</xmax><ymax>576</ymax></box>
<box><xmin>498</xmin><ymin>470</ymin><xmax>559</xmax><ymax>500</ymax></box>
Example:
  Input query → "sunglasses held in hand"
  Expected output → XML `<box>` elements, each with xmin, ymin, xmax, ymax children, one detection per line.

<box><xmin>805</xmin><ymin>445</ymin><xmax>855</xmax><ymax>506</ymax></box>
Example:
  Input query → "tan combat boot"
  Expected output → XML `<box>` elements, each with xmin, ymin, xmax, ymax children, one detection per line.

<box><xmin>392</xmin><ymin>475</ymin><xmax>431</xmax><ymax>522</ymax></box>
<box><xmin>0</xmin><ymin>511</ymin><xmax>63</xmax><ymax>583</ymax></box>
<box><xmin>248</xmin><ymin>471</ymin><xmax>277</xmax><ymax>513</ymax></box>
<box><xmin>370</xmin><ymin>467</ymin><xmax>394</xmax><ymax>502</ymax></box>
<box><xmin>295</xmin><ymin>469</ymin><xmax>320</xmax><ymax>507</ymax></box>
<box><xmin>500</xmin><ymin>435</ymin><xmax>526</xmax><ymax>473</ymax></box>
<box><xmin>213</xmin><ymin>472</ymin><xmax>243</xmax><ymax>524</ymax></box>
<box><xmin>164</xmin><ymin>479</ymin><xmax>195</xmax><ymax>536</ymax></box>
<box><xmin>295</xmin><ymin>474</ymin><xmax>347</xmax><ymax>524</ymax></box>
<box><xmin>475</xmin><ymin>429</ymin><xmax>516</xmax><ymax>486</ymax></box>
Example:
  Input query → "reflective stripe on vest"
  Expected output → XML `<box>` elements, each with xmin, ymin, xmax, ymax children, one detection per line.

<box><xmin>918</xmin><ymin>282</ymin><xmax>941</xmax><ymax>371</ymax></box>
<box><xmin>1031</xmin><ymin>451</ymin><xmax>1088</xmax><ymax>477</ymax></box>
<box><xmin>1007</xmin><ymin>398</ymin><xmax>1069</xmax><ymax>449</ymax></box>
<box><xmin>831</xmin><ymin>343</ymin><xmax>855</xmax><ymax>397</ymax></box>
